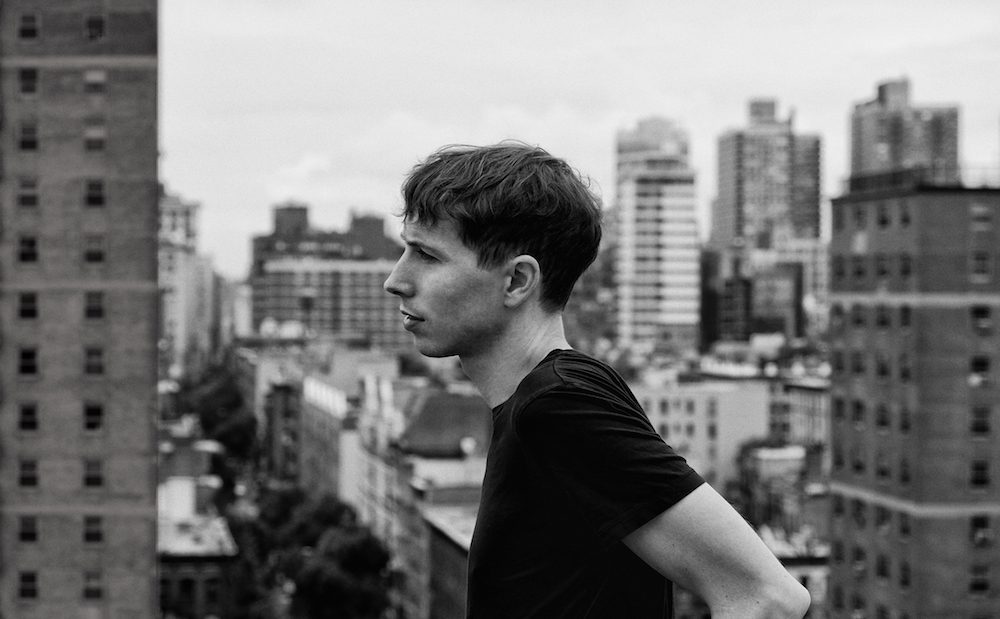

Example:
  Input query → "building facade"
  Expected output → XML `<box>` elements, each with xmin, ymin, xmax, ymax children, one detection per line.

<box><xmin>712</xmin><ymin>98</ymin><xmax>822</xmax><ymax>251</ymax></box>
<box><xmin>0</xmin><ymin>3</ymin><xmax>159</xmax><ymax>616</ymax></box>
<box><xmin>614</xmin><ymin>117</ymin><xmax>701</xmax><ymax>355</ymax></box>
<box><xmin>827</xmin><ymin>172</ymin><xmax>1000</xmax><ymax>617</ymax></box>
<box><xmin>850</xmin><ymin>78</ymin><xmax>959</xmax><ymax>182</ymax></box>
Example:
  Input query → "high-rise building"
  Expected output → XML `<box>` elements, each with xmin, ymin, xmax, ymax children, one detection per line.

<box><xmin>713</xmin><ymin>99</ymin><xmax>822</xmax><ymax>251</ymax></box>
<box><xmin>1</xmin><ymin>3</ymin><xmax>159</xmax><ymax>617</ymax></box>
<box><xmin>614</xmin><ymin>117</ymin><xmax>700</xmax><ymax>355</ymax></box>
<box><xmin>828</xmin><ymin>169</ymin><xmax>1000</xmax><ymax>617</ymax></box>
<box><xmin>850</xmin><ymin>78</ymin><xmax>959</xmax><ymax>183</ymax></box>
<box><xmin>250</xmin><ymin>204</ymin><xmax>407</xmax><ymax>349</ymax></box>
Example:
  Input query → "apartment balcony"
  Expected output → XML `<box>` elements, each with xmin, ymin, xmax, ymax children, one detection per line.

<box><xmin>843</xmin><ymin>165</ymin><xmax>1000</xmax><ymax>194</ymax></box>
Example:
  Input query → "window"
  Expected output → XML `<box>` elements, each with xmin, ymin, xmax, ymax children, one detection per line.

<box><xmin>83</xmin><ymin>235</ymin><xmax>105</xmax><ymax>263</ymax></box>
<box><xmin>852</xmin><ymin>400</ymin><xmax>866</xmax><ymax>426</ymax></box>
<box><xmin>969</xmin><ymin>565</ymin><xmax>989</xmax><ymax>595</ymax></box>
<box><xmin>899</xmin><ymin>405</ymin><xmax>911</xmax><ymax>433</ymax></box>
<box><xmin>874</xmin><ymin>253</ymin><xmax>889</xmax><ymax>278</ymax></box>
<box><xmin>971</xmin><ymin>251</ymin><xmax>992</xmax><ymax>280</ymax></box>
<box><xmin>970</xmin><ymin>356</ymin><xmax>990</xmax><ymax>386</ymax></box>
<box><xmin>19</xmin><ymin>236</ymin><xmax>40</xmax><ymax>263</ymax></box>
<box><xmin>833</xmin><ymin>397</ymin><xmax>845</xmax><ymax>421</ymax></box>
<box><xmin>19</xmin><ymin>571</ymin><xmax>38</xmax><ymax>599</ymax></box>
<box><xmin>19</xmin><ymin>121</ymin><xmax>39</xmax><ymax>150</ymax></box>
<box><xmin>900</xmin><ymin>458</ymin><xmax>911</xmax><ymax>484</ymax></box>
<box><xmin>876</xmin><ymin>453</ymin><xmax>890</xmax><ymax>480</ymax></box>
<box><xmin>19</xmin><ymin>516</ymin><xmax>38</xmax><ymax>542</ymax></box>
<box><xmin>83</xmin><ymin>516</ymin><xmax>103</xmax><ymax>543</ymax></box>
<box><xmin>83</xmin><ymin>69</ymin><xmax>107</xmax><ymax>94</ymax></box>
<box><xmin>971</xmin><ymin>305</ymin><xmax>992</xmax><ymax>334</ymax></box>
<box><xmin>83</xmin><ymin>403</ymin><xmax>104</xmax><ymax>431</ymax></box>
<box><xmin>831</xmin><ymin>349</ymin><xmax>844</xmax><ymax>373</ymax></box>
<box><xmin>84</xmin><ymin>122</ymin><xmax>107</xmax><ymax>151</ymax></box>
<box><xmin>84</xmin><ymin>292</ymin><xmax>105</xmax><ymax>319</ymax></box>
<box><xmin>85</xmin><ymin>16</ymin><xmax>106</xmax><ymax>41</ymax></box>
<box><xmin>19</xmin><ymin>459</ymin><xmax>39</xmax><ymax>487</ymax></box>
<box><xmin>18</xmin><ymin>14</ymin><xmax>39</xmax><ymax>39</ymax></box>
<box><xmin>970</xmin><ymin>406</ymin><xmax>991</xmax><ymax>436</ymax></box>
<box><xmin>852</xmin><ymin>545</ymin><xmax>867</xmax><ymax>577</ymax></box>
<box><xmin>899</xmin><ymin>200</ymin><xmax>911</xmax><ymax>226</ymax></box>
<box><xmin>854</xmin><ymin>204</ymin><xmax>866</xmax><ymax>228</ymax></box>
<box><xmin>876</xmin><ymin>554</ymin><xmax>890</xmax><ymax>579</ymax></box>
<box><xmin>852</xmin><ymin>500</ymin><xmax>867</xmax><ymax>527</ymax></box>
<box><xmin>970</xmin><ymin>203</ymin><xmax>992</xmax><ymax>229</ymax></box>
<box><xmin>875</xmin><ymin>304</ymin><xmax>890</xmax><ymax>327</ymax></box>
<box><xmin>833</xmin><ymin>494</ymin><xmax>844</xmax><ymax>516</ymax></box>
<box><xmin>899</xmin><ymin>353</ymin><xmax>912</xmax><ymax>382</ymax></box>
<box><xmin>852</xmin><ymin>445</ymin><xmax>866</xmax><ymax>474</ymax></box>
<box><xmin>899</xmin><ymin>512</ymin><xmax>911</xmax><ymax>537</ymax></box>
<box><xmin>18</xmin><ymin>177</ymin><xmax>39</xmax><ymax>207</ymax></box>
<box><xmin>851</xmin><ymin>304</ymin><xmax>866</xmax><ymax>327</ymax></box>
<box><xmin>19</xmin><ymin>67</ymin><xmax>38</xmax><ymax>94</ymax></box>
<box><xmin>877</xmin><ymin>202</ymin><xmax>890</xmax><ymax>227</ymax></box>
<box><xmin>971</xmin><ymin>460</ymin><xmax>990</xmax><ymax>488</ymax></box>
<box><xmin>19</xmin><ymin>403</ymin><xmax>39</xmax><ymax>431</ymax></box>
<box><xmin>876</xmin><ymin>506</ymin><xmax>891</xmax><ymax>533</ymax></box>
<box><xmin>852</xmin><ymin>255</ymin><xmax>867</xmax><ymax>280</ymax></box>
<box><xmin>900</xmin><ymin>304</ymin><xmax>912</xmax><ymax>328</ymax></box>
<box><xmin>900</xmin><ymin>253</ymin><xmax>912</xmax><ymax>279</ymax></box>
<box><xmin>970</xmin><ymin>515</ymin><xmax>992</xmax><ymax>547</ymax></box>
<box><xmin>83</xmin><ymin>460</ymin><xmax>103</xmax><ymax>488</ymax></box>
<box><xmin>876</xmin><ymin>404</ymin><xmax>890</xmax><ymax>428</ymax></box>
<box><xmin>832</xmin><ymin>541</ymin><xmax>844</xmax><ymax>562</ymax></box>
<box><xmin>19</xmin><ymin>292</ymin><xmax>39</xmax><ymax>319</ymax></box>
<box><xmin>19</xmin><ymin>347</ymin><xmax>39</xmax><ymax>376</ymax></box>
<box><xmin>899</xmin><ymin>561</ymin><xmax>911</xmax><ymax>588</ymax></box>
<box><xmin>832</xmin><ymin>255</ymin><xmax>845</xmax><ymax>281</ymax></box>
<box><xmin>851</xmin><ymin>351</ymin><xmax>866</xmax><ymax>375</ymax></box>
<box><xmin>84</xmin><ymin>347</ymin><xmax>104</xmax><ymax>375</ymax></box>
<box><xmin>84</xmin><ymin>179</ymin><xmax>105</xmax><ymax>207</ymax></box>
<box><xmin>875</xmin><ymin>353</ymin><xmax>890</xmax><ymax>379</ymax></box>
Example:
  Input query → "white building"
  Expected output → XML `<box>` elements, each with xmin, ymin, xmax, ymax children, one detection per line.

<box><xmin>614</xmin><ymin>117</ymin><xmax>701</xmax><ymax>356</ymax></box>
<box><xmin>631</xmin><ymin>377</ymin><xmax>771</xmax><ymax>489</ymax></box>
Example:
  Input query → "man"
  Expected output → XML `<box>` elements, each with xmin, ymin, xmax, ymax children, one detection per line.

<box><xmin>384</xmin><ymin>143</ymin><xmax>810</xmax><ymax>618</ymax></box>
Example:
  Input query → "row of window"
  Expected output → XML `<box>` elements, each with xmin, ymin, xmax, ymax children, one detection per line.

<box><xmin>17</xmin><ymin>13</ymin><xmax>107</xmax><ymax>42</ymax></box>
<box><xmin>18</xmin><ymin>515</ymin><xmax>104</xmax><ymax>544</ymax></box>
<box><xmin>831</xmin><ymin>564</ymin><xmax>990</xmax><ymax>614</ymax></box>
<box><xmin>832</xmin><ymin>251</ymin><xmax>995</xmax><ymax>283</ymax></box>
<box><xmin>17</xmin><ymin>291</ymin><xmax>105</xmax><ymax>320</ymax></box>
<box><xmin>832</xmin><ymin>500</ymin><xmax>994</xmax><ymax>547</ymax></box>
<box><xmin>15</xmin><ymin>401</ymin><xmax>105</xmax><ymax>433</ymax></box>
<box><xmin>833</xmin><ymin>398</ymin><xmax>993</xmax><ymax>435</ymax></box>
<box><xmin>832</xmin><ymin>446</ymin><xmax>991</xmax><ymax>487</ymax></box>
<box><xmin>17</xmin><ymin>119</ymin><xmax>108</xmax><ymax>152</ymax></box>
<box><xmin>17</xmin><ymin>571</ymin><xmax>105</xmax><ymax>601</ymax></box>
<box><xmin>16</xmin><ymin>235</ymin><xmax>108</xmax><ymax>264</ymax></box>
<box><xmin>831</xmin><ymin>303</ymin><xmax>994</xmax><ymax>334</ymax></box>
<box><xmin>830</xmin><ymin>349</ymin><xmax>915</xmax><ymax>381</ymax></box>
<box><xmin>17</xmin><ymin>67</ymin><xmax>107</xmax><ymax>96</ymax></box>
<box><xmin>17</xmin><ymin>459</ymin><xmax>106</xmax><ymax>488</ymax></box>
<box><xmin>833</xmin><ymin>199</ymin><xmax>912</xmax><ymax>231</ymax></box>
<box><xmin>16</xmin><ymin>178</ymin><xmax>108</xmax><ymax>209</ymax></box>
<box><xmin>17</xmin><ymin>347</ymin><xmax>106</xmax><ymax>376</ymax></box>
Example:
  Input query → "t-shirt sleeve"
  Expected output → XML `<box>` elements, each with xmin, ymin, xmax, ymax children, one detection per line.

<box><xmin>513</xmin><ymin>388</ymin><xmax>705</xmax><ymax>549</ymax></box>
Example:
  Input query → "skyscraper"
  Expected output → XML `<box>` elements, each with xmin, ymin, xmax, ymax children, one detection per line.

<box><xmin>614</xmin><ymin>117</ymin><xmax>700</xmax><ymax>355</ymax></box>
<box><xmin>827</xmin><ymin>161</ymin><xmax>1000</xmax><ymax>615</ymax></box>
<box><xmin>1</xmin><ymin>3</ymin><xmax>159</xmax><ymax>617</ymax></box>
<box><xmin>712</xmin><ymin>99</ymin><xmax>821</xmax><ymax>251</ymax></box>
<box><xmin>850</xmin><ymin>77</ymin><xmax>959</xmax><ymax>183</ymax></box>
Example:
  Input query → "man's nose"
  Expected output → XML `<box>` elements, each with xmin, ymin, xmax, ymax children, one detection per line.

<box><xmin>383</xmin><ymin>262</ymin><xmax>413</xmax><ymax>297</ymax></box>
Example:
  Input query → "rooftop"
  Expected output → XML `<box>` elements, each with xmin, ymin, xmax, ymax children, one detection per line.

<box><xmin>422</xmin><ymin>504</ymin><xmax>479</xmax><ymax>552</ymax></box>
<box><xmin>158</xmin><ymin>515</ymin><xmax>238</xmax><ymax>558</ymax></box>
<box><xmin>842</xmin><ymin>165</ymin><xmax>1000</xmax><ymax>195</ymax></box>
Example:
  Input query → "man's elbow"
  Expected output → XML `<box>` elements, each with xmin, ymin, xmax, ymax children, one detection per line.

<box><xmin>760</xmin><ymin>577</ymin><xmax>811</xmax><ymax>619</ymax></box>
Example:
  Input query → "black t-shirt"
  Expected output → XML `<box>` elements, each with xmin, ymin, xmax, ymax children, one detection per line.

<box><xmin>467</xmin><ymin>349</ymin><xmax>704</xmax><ymax>618</ymax></box>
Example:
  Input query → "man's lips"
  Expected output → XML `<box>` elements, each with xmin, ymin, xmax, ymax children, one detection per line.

<box><xmin>400</xmin><ymin>308</ymin><xmax>424</xmax><ymax>329</ymax></box>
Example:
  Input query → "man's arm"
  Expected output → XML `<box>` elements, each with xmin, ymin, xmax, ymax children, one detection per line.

<box><xmin>623</xmin><ymin>483</ymin><xmax>811</xmax><ymax>619</ymax></box>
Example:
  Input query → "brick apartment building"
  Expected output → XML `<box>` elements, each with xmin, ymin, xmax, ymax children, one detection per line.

<box><xmin>827</xmin><ymin>168</ymin><xmax>1000</xmax><ymax>617</ymax></box>
<box><xmin>0</xmin><ymin>3</ymin><xmax>159</xmax><ymax>617</ymax></box>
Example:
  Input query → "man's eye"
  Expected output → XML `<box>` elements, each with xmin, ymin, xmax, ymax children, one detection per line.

<box><xmin>413</xmin><ymin>247</ymin><xmax>435</xmax><ymax>261</ymax></box>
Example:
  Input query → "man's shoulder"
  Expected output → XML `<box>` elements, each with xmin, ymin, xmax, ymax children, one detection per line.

<box><xmin>505</xmin><ymin>349</ymin><xmax>633</xmax><ymax>413</ymax></box>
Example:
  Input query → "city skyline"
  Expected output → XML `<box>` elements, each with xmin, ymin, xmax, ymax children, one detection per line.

<box><xmin>162</xmin><ymin>0</ymin><xmax>1000</xmax><ymax>278</ymax></box>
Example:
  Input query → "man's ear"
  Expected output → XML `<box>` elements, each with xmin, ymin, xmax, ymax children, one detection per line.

<box><xmin>503</xmin><ymin>255</ymin><xmax>541</xmax><ymax>308</ymax></box>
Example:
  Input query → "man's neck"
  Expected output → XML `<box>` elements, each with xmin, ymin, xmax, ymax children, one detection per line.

<box><xmin>460</xmin><ymin>313</ymin><xmax>570</xmax><ymax>408</ymax></box>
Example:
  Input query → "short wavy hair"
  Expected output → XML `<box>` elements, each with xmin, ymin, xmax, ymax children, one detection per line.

<box><xmin>401</xmin><ymin>142</ymin><xmax>603</xmax><ymax>311</ymax></box>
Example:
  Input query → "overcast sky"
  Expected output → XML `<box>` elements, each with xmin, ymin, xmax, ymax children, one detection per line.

<box><xmin>161</xmin><ymin>0</ymin><xmax>1000</xmax><ymax>279</ymax></box>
